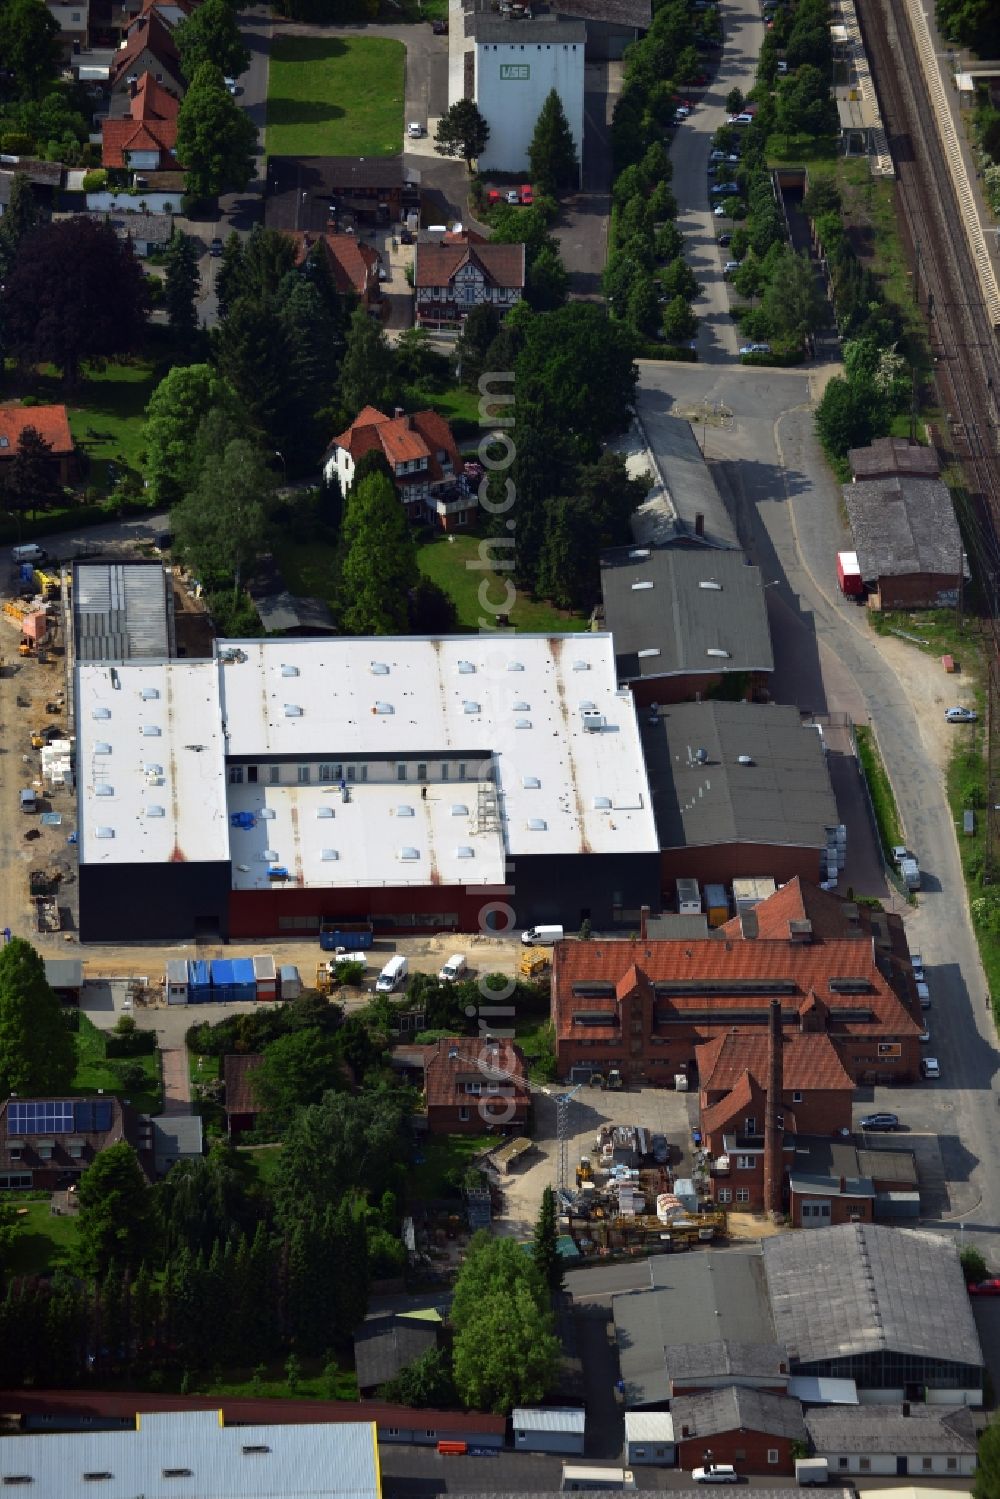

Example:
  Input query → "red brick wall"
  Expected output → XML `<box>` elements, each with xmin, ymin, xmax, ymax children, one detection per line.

<box><xmin>835</xmin><ymin>1036</ymin><xmax>920</xmax><ymax>1084</ymax></box>
<box><xmin>876</xmin><ymin>573</ymin><xmax>961</xmax><ymax>610</ymax></box>
<box><xmin>426</xmin><ymin>1102</ymin><xmax>529</xmax><ymax>1135</ymax></box>
<box><xmin>675</xmin><ymin>1431</ymin><xmax>796</xmax><ymax>1476</ymax></box>
<box><xmin>228</xmin><ymin>885</ymin><xmax>483</xmax><ymax>940</ymax></box>
<box><xmin>790</xmin><ymin>1192</ymin><xmax>874</xmax><ymax>1227</ymax></box>
<box><xmin>628</xmin><ymin>673</ymin><xmax>725</xmax><ymax>707</ymax></box>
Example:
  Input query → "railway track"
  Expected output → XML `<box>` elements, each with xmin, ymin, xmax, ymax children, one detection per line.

<box><xmin>856</xmin><ymin>0</ymin><xmax>1000</xmax><ymax>866</ymax></box>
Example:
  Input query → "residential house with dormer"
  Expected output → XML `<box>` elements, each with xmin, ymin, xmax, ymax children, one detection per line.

<box><xmin>323</xmin><ymin>405</ymin><xmax>474</xmax><ymax>530</ymax></box>
<box><xmin>413</xmin><ymin>232</ymin><xmax>525</xmax><ymax>327</ymax></box>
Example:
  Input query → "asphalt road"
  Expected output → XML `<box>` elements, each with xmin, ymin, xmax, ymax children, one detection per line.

<box><xmin>554</xmin><ymin>59</ymin><xmax>620</xmax><ymax>299</ymax></box>
<box><xmin>669</xmin><ymin>0</ymin><xmax>763</xmax><ymax>361</ymax></box>
<box><xmin>635</xmin><ymin>357</ymin><xmax>1000</xmax><ymax>1258</ymax></box>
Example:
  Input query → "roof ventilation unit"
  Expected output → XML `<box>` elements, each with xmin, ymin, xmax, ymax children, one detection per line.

<box><xmin>260</xmin><ymin>808</ymin><xmax>276</xmax><ymax>820</ymax></box>
<box><xmin>262</xmin><ymin>850</ymin><xmax>278</xmax><ymax>862</ymax></box>
<box><xmin>737</xmin><ymin>754</ymin><xmax>754</xmax><ymax>766</ymax></box>
<box><xmin>281</xmin><ymin>664</ymin><xmax>300</xmax><ymax>677</ymax></box>
<box><xmin>527</xmin><ymin>818</ymin><xmax>548</xmax><ymax>831</ymax></box>
<box><xmin>581</xmin><ymin>707</ymin><xmax>606</xmax><ymax>732</ymax></box>
<box><xmin>283</xmin><ymin>704</ymin><xmax>303</xmax><ymax>717</ymax></box>
<box><xmin>695</xmin><ymin>747</ymin><xmax>709</xmax><ymax>764</ymax></box>
<box><xmin>373</xmin><ymin>701</ymin><xmax>393</xmax><ymax>715</ymax></box>
<box><xmin>370</xmin><ymin>661</ymin><xmax>390</xmax><ymax>675</ymax></box>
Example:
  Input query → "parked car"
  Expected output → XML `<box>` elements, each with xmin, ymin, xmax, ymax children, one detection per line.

<box><xmin>945</xmin><ymin>706</ymin><xmax>977</xmax><ymax>722</ymax></box>
<box><xmin>918</xmin><ymin>1028</ymin><xmax>931</xmax><ymax>1044</ymax></box>
<box><xmin>911</xmin><ymin>950</ymin><xmax>925</xmax><ymax>982</ymax></box>
<box><xmin>969</xmin><ymin>1278</ymin><xmax>1000</xmax><ymax>1296</ymax></box>
<box><xmin>921</xmin><ymin>1056</ymin><xmax>940</xmax><ymax>1079</ymax></box>
<box><xmin>224</xmin><ymin>76</ymin><xmax>239</xmax><ymax>95</ymax></box>
<box><xmin>651</xmin><ymin>1132</ymin><xmax>668</xmax><ymax>1164</ymax></box>
<box><xmin>400</xmin><ymin>228</ymin><xmax>414</xmax><ymax>244</ymax></box>
<box><xmin>717</xmin><ymin>232</ymin><xmax>732</xmax><ymax>246</ymax></box>
<box><xmin>693</xmin><ymin>1467</ymin><xmax>739</xmax><ymax>1485</ymax></box>
<box><xmin>432</xmin><ymin>16</ymin><xmax>448</xmax><ymax>31</ymax></box>
<box><xmin>505</xmin><ymin>188</ymin><xmax>520</xmax><ymax>204</ymax></box>
<box><xmin>438</xmin><ymin>953</ymin><xmax>468</xmax><ymax>983</ymax></box>
<box><xmin>520</xmin><ymin>183</ymin><xmax>533</xmax><ymax>205</ymax></box>
<box><xmin>777</xmin><ymin>59</ymin><xmax>788</xmax><ymax>73</ymax></box>
<box><xmin>210</xmin><ymin>237</ymin><xmax>223</xmax><ymax>257</ymax></box>
<box><xmin>740</xmin><ymin>342</ymin><xmax>771</xmax><ymax>355</ymax></box>
<box><xmin>859</xmin><ymin>1112</ymin><xmax>900</xmax><ymax>1131</ymax></box>
<box><xmin>407</xmin><ymin>121</ymin><xmax>424</xmax><ymax>137</ymax></box>
<box><xmin>724</xmin><ymin>259</ymin><xmax>741</xmax><ymax>274</ymax></box>
<box><xmin>713</xmin><ymin>204</ymin><xmax>729</xmax><ymax>216</ymax></box>
<box><xmin>710</xmin><ymin>148</ymin><xmax>727</xmax><ymax>161</ymax></box>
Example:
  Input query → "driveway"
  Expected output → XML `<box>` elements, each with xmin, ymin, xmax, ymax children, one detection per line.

<box><xmin>554</xmin><ymin>59</ymin><xmax>620</xmax><ymax>299</ymax></box>
<box><xmin>669</xmin><ymin>0</ymin><xmax>763</xmax><ymax>361</ymax></box>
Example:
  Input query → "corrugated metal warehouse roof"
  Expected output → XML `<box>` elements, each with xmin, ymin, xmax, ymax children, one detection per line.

<box><xmin>74</xmin><ymin>560</ymin><xmax>172</xmax><ymax>661</ymax></box>
<box><xmin>512</xmin><ymin>1408</ymin><xmax>587</xmax><ymax>1433</ymax></box>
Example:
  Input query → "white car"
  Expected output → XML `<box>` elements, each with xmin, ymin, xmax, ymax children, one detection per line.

<box><xmin>945</xmin><ymin>706</ymin><xmax>977</xmax><ymax>723</ymax></box>
<box><xmin>693</xmin><ymin>1467</ymin><xmax>739</xmax><ymax>1485</ymax></box>
<box><xmin>918</xmin><ymin>1028</ymin><xmax>931</xmax><ymax>1045</ymax></box>
<box><xmin>921</xmin><ymin>1056</ymin><xmax>941</xmax><ymax>1079</ymax></box>
<box><xmin>407</xmin><ymin>120</ymin><xmax>424</xmax><ymax>137</ymax></box>
<box><xmin>506</xmin><ymin>188</ymin><xmax>520</xmax><ymax>204</ymax></box>
<box><xmin>723</xmin><ymin>259</ymin><xmax>741</xmax><ymax>273</ymax></box>
<box><xmin>224</xmin><ymin>76</ymin><xmax>239</xmax><ymax>95</ymax></box>
<box><xmin>713</xmin><ymin>204</ymin><xmax>729</xmax><ymax>216</ymax></box>
<box><xmin>740</xmin><ymin>342</ymin><xmax>771</xmax><ymax>355</ymax></box>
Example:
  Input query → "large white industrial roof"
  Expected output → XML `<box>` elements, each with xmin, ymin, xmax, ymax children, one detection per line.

<box><xmin>76</xmin><ymin>659</ymin><xmax>229</xmax><ymax>866</ymax></box>
<box><xmin>0</xmin><ymin>1410</ymin><xmax>379</xmax><ymax>1499</ymax></box>
<box><xmin>218</xmin><ymin>635</ymin><xmax>659</xmax><ymax>860</ymax></box>
<box><xmin>75</xmin><ymin>634</ymin><xmax>658</xmax><ymax>874</ymax></box>
<box><xmin>227</xmin><ymin>780</ymin><xmax>508</xmax><ymax>890</ymax></box>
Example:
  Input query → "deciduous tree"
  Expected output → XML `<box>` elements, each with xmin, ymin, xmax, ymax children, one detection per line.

<box><xmin>0</xmin><ymin>0</ymin><xmax>60</xmax><ymax>99</ymax></box>
<box><xmin>176</xmin><ymin>62</ymin><xmax>257</xmax><ymax>202</ymax></box>
<box><xmin>528</xmin><ymin>88</ymin><xmax>579</xmax><ymax>197</ymax></box>
<box><xmin>144</xmin><ymin>364</ymin><xmax>238</xmax><ymax>508</ymax></box>
<box><xmin>516</xmin><ymin>302</ymin><xmax>637</xmax><ymax>459</ymax></box>
<box><xmin>171</xmin><ymin>436</ymin><xmax>275</xmax><ymax>589</ymax></box>
<box><xmin>175</xmin><ymin>0</ymin><xmax>250</xmax><ymax>81</ymax></box>
<box><xmin>77</xmin><ymin>1142</ymin><xmax>153</xmax><ymax>1277</ymax></box>
<box><xmin>1</xmin><ymin>217</ymin><xmax>148</xmax><ymax>385</ymax></box>
<box><xmin>0</xmin><ymin>172</ymin><xmax>40</xmax><ymax>278</ymax></box>
<box><xmin>434</xmin><ymin>99</ymin><xmax>489</xmax><ymax>169</ymax></box>
<box><xmin>251</xmin><ymin>1029</ymin><xmax>343</xmax><ymax>1126</ymax></box>
<box><xmin>0</xmin><ymin>937</ymin><xmax>75</xmax><ymax>1097</ymax></box>
<box><xmin>453</xmin><ymin>1284</ymin><xmax>560</xmax><ymax>1411</ymax></box>
<box><xmin>660</xmin><ymin>293</ymin><xmax>698</xmax><ymax>344</ymax></box>
<box><xmin>974</xmin><ymin>1420</ymin><xmax>1000</xmax><ymax>1499</ymax></box>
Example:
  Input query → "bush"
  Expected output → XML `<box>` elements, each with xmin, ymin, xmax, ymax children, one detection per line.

<box><xmin>112</xmin><ymin>1059</ymin><xmax>149</xmax><ymax>1090</ymax></box>
<box><xmin>1</xmin><ymin>133</ymin><xmax>35</xmax><ymax>156</ymax></box>
<box><xmin>105</xmin><ymin>1028</ymin><xmax>156</xmax><ymax>1058</ymax></box>
<box><xmin>82</xmin><ymin>168</ymin><xmax>108</xmax><ymax>193</ymax></box>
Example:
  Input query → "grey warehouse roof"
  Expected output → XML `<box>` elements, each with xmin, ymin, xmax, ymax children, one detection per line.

<box><xmin>353</xmin><ymin>1314</ymin><xmax>438</xmax><ymax>1388</ymax></box>
<box><xmin>553</xmin><ymin>0</ymin><xmax>651</xmax><ymax>26</ymax></box>
<box><xmin>762</xmin><ymin>1224</ymin><xmax>984</xmax><ymax>1371</ymax></box>
<box><xmin>629</xmin><ymin>407</ymin><xmax>739</xmax><ymax>551</ymax></box>
<box><xmin>600</xmin><ymin>547</ymin><xmax>773</xmax><ymax>683</ymax></box>
<box><xmin>667</xmin><ymin>1341</ymin><xmax>789</xmax><ymax>1383</ymax></box>
<box><xmin>805</xmin><ymin>1405</ymin><xmax>977</xmax><ymax>1455</ymax></box>
<box><xmin>643</xmin><ymin>701</ymin><xmax>838</xmax><ymax>852</ymax></box>
<box><xmin>471</xmin><ymin>14</ymin><xmax>587</xmax><ymax>40</ymax></box>
<box><xmin>43</xmin><ymin>958</ymin><xmax>83</xmax><ymax>989</ymax></box>
<box><xmin>848</xmin><ymin>437</ymin><xmax>940</xmax><ymax>480</ymax></box>
<box><xmin>614</xmin><ymin>1249</ymin><xmax>774</xmax><ymax>1408</ymax></box>
<box><xmin>670</xmin><ymin>1386</ymin><xmax>807</xmax><ymax>1443</ymax></box>
<box><xmin>73</xmin><ymin>560</ymin><xmax>172</xmax><ymax>661</ymax></box>
<box><xmin>842</xmin><ymin>478</ymin><xmax>963</xmax><ymax>581</ymax></box>
<box><xmin>0</xmin><ymin>1409</ymin><xmax>380</xmax><ymax>1499</ymax></box>
<box><xmin>513</xmin><ymin>1408</ymin><xmax>586</xmax><ymax>1433</ymax></box>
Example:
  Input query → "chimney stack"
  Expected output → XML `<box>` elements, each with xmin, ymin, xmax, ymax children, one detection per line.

<box><xmin>694</xmin><ymin>512</ymin><xmax>705</xmax><ymax>537</ymax></box>
<box><xmin>639</xmin><ymin>905</ymin><xmax>650</xmax><ymax>940</ymax></box>
<box><xmin>741</xmin><ymin>909</ymin><xmax>759</xmax><ymax>940</ymax></box>
<box><xmin>763</xmin><ymin>999</ymin><xmax>783</xmax><ymax>1219</ymax></box>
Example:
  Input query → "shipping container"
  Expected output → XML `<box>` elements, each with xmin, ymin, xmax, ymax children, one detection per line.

<box><xmin>319</xmin><ymin>920</ymin><xmax>374</xmax><ymax>951</ymax></box>
<box><xmin>279</xmin><ymin>964</ymin><xmax>302</xmax><ymax>1000</ymax></box>
<box><xmin>676</xmin><ymin>878</ymin><xmax>701</xmax><ymax>915</ymax></box>
<box><xmin>704</xmin><ymin>883</ymin><xmax>728</xmax><ymax>927</ymax></box>
<box><xmin>252</xmin><ymin>954</ymin><xmax>277</xmax><ymax>1001</ymax></box>
<box><xmin>188</xmin><ymin>959</ymin><xmax>212</xmax><ymax>1003</ymax></box>
<box><xmin>837</xmin><ymin>550</ymin><xmax>863</xmax><ymax>596</ymax></box>
<box><xmin>165</xmin><ymin>959</ymin><xmax>188</xmax><ymax>1005</ymax></box>
<box><xmin>230</xmin><ymin>956</ymin><xmax>256</xmax><ymax>1002</ymax></box>
<box><xmin>211</xmin><ymin>958</ymin><xmax>237</xmax><ymax>1003</ymax></box>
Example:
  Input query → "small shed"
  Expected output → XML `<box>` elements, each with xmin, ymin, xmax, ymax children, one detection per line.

<box><xmin>279</xmin><ymin>964</ymin><xmax>302</xmax><ymax>1000</ymax></box>
<box><xmin>165</xmin><ymin>959</ymin><xmax>188</xmax><ymax>1005</ymax></box>
<box><xmin>152</xmin><ymin>1113</ymin><xmax>203</xmax><ymax>1175</ymax></box>
<box><xmin>624</xmin><ymin>1411</ymin><xmax>675</xmax><ymax>1466</ymax></box>
<box><xmin>43</xmin><ymin>957</ymin><xmax>83</xmax><ymax>999</ymax></box>
<box><xmin>513</xmin><ymin>1407</ymin><xmax>586</xmax><ymax>1455</ymax></box>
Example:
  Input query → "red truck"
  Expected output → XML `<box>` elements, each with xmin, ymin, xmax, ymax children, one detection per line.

<box><xmin>837</xmin><ymin>550</ymin><xmax>863</xmax><ymax>597</ymax></box>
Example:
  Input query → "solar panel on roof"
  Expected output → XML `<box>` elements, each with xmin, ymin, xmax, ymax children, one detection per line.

<box><xmin>74</xmin><ymin>1099</ymin><xmax>113</xmax><ymax>1132</ymax></box>
<box><xmin>8</xmin><ymin>1100</ymin><xmax>74</xmax><ymax>1134</ymax></box>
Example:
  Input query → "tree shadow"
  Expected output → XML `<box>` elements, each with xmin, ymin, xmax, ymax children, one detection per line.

<box><xmin>266</xmin><ymin>98</ymin><xmax>346</xmax><ymax>127</ymax></box>
<box><xmin>272</xmin><ymin>34</ymin><xmax>349</xmax><ymax>62</ymax></box>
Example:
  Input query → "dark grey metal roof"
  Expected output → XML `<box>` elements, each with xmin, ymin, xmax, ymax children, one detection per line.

<box><xmin>73</xmin><ymin>561</ymin><xmax>171</xmax><ymax>661</ymax></box>
<box><xmin>43</xmin><ymin>958</ymin><xmax>83</xmax><ymax>989</ymax></box>
<box><xmin>249</xmin><ymin>589</ymin><xmax>336</xmax><ymax>634</ymax></box>
<box><xmin>630</xmin><ymin>406</ymin><xmax>739</xmax><ymax>551</ymax></box>
<box><xmin>670</xmin><ymin>1386</ymin><xmax>807</xmax><ymax>1443</ymax></box>
<box><xmin>471</xmin><ymin>13</ymin><xmax>587</xmax><ymax>40</ymax></box>
<box><xmin>643</xmin><ymin>701</ymin><xmax>838</xmax><ymax>853</ymax></box>
<box><xmin>600</xmin><ymin>547</ymin><xmax>773</xmax><ymax>683</ymax></box>
<box><xmin>152</xmin><ymin>1113</ymin><xmax>203</xmax><ymax>1168</ymax></box>
<box><xmin>614</xmin><ymin>1250</ymin><xmax>774</xmax><ymax>1409</ymax></box>
<box><xmin>353</xmin><ymin>1315</ymin><xmax>439</xmax><ymax>1389</ymax></box>
<box><xmin>842</xmin><ymin>478</ymin><xmax>962</xmax><ymax>581</ymax></box>
<box><xmin>551</xmin><ymin>0</ymin><xmax>651</xmax><ymax>28</ymax></box>
<box><xmin>666</xmin><ymin>1341</ymin><xmax>789</xmax><ymax>1382</ymax></box>
<box><xmin>645</xmin><ymin>913</ymin><xmax>713</xmax><ymax>940</ymax></box>
<box><xmin>806</xmin><ymin>1404</ymin><xmax>977</xmax><ymax>1455</ymax></box>
<box><xmin>791</xmin><ymin>1137</ymin><xmax>917</xmax><ymax>1189</ymax></box>
<box><xmin>763</xmin><ymin>1225</ymin><xmax>984</xmax><ymax>1370</ymax></box>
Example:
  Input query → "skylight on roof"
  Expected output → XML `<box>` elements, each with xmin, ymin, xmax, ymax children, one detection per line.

<box><xmin>260</xmin><ymin>808</ymin><xmax>276</xmax><ymax>820</ymax></box>
<box><xmin>463</xmin><ymin>701</ymin><xmax>480</xmax><ymax>714</ymax></box>
<box><xmin>374</xmin><ymin>701</ymin><xmax>393</xmax><ymax>714</ymax></box>
<box><xmin>95</xmin><ymin>784</ymin><xmax>113</xmax><ymax>797</ymax></box>
<box><xmin>95</xmin><ymin>742</ymin><xmax>111</xmax><ymax>755</ymax></box>
<box><xmin>507</xmin><ymin>660</ymin><xmax>524</xmax><ymax>671</ymax></box>
<box><xmin>456</xmin><ymin>846</ymin><xmax>474</xmax><ymax>859</ymax></box>
<box><xmin>146</xmin><ymin>805</ymin><xmax>165</xmax><ymax>817</ymax></box>
<box><xmin>699</xmin><ymin>580</ymin><xmax>723</xmax><ymax>590</ymax></box>
<box><xmin>706</xmin><ymin>648</ymin><xmax>731</xmax><ymax>658</ymax></box>
<box><xmin>593</xmin><ymin>795</ymin><xmax>612</xmax><ymax>809</ymax></box>
<box><xmin>92</xmin><ymin>707</ymin><xmax>111</xmax><ymax>720</ymax></box>
<box><xmin>457</xmin><ymin>660</ymin><xmax>476</xmax><ymax>674</ymax></box>
<box><xmin>317</xmin><ymin>806</ymin><xmax>334</xmax><ymax>819</ymax></box>
<box><xmin>631</xmin><ymin>581</ymin><xmax>654</xmax><ymax>591</ymax></box>
<box><xmin>95</xmin><ymin>826</ymin><xmax>115</xmax><ymax>839</ymax></box>
<box><xmin>141</xmin><ymin>724</ymin><xmax>161</xmax><ymax>737</ymax></box>
<box><xmin>371</xmin><ymin>661</ymin><xmax>389</xmax><ymax>675</ymax></box>
<box><xmin>321</xmin><ymin>848</ymin><xmax>339</xmax><ymax>861</ymax></box>
<box><xmin>281</xmin><ymin>664</ymin><xmax>300</xmax><ymax>677</ymax></box>
<box><xmin>399</xmin><ymin>846</ymin><xmax>420</xmax><ymax>861</ymax></box>
<box><xmin>140</xmin><ymin>687</ymin><xmax>159</xmax><ymax>700</ymax></box>
<box><xmin>450</xmin><ymin>803</ymin><xmax>468</xmax><ymax>816</ymax></box>
<box><xmin>515</xmin><ymin>718</ymin><xmax>532</xmax><ymax>728</ymax></box>
<box><xmin>262</xmin><ymin>849</ymin><xmax>278</xmax><ymax>861</ymax></box>
<box><xmin>527</xmin><ymin>817</ymin><xmax>548</xmax><ymax>831</ymax></box>
<box><xmin>637</xmin><ymin>648</ymin><xmax>661</xmax><ymax>658</ymax></box>
<box><xmin>522</xmin><ymin>774</ymin><xmax>541</xmax><ymax>789</ymax></box>
<box><xmin>513</xmin><ymin>700</ymin><xmax>530</xmax><ymax>711</ymax></box>
<box><xmin>283</xmin><ymin>704</ymin><xmax>303</xmax><ymax>717</ymax></box>
<box><xmin>397</xmin><ymin>804</ymin><xmax>415</xmax><ymax>817</ymax></box>
<box><xmin>572</xmin><ymin>659</ymin><xmax>591</xmax><ymax>669</ymax></box>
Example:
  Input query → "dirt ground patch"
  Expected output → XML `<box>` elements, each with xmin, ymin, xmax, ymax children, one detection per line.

<box><xmin>871</xmin><ymin>630</ymin><xmax>978</xmax><ymax>779</ymax></box>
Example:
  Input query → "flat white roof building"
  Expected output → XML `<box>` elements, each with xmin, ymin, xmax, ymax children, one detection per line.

<box><xmin>75</xmin><ymin>634</ymin><xmax>661</xmax><ymax>942</ymax></box>
<box><xmin>0</xmin><ymin>1409</ymin><xmax>380</xmax><ymax>1499</ymax></box>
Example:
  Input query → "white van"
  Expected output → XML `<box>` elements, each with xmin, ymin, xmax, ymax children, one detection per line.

<box><xmin>438</xmin><ymin>953</ymin><xmax>467</xmax><ymax>982</ymax></box>
<box><xmin>521</xmin><ymin>924</ymin><xmax>564</xmax><ymax>946</ymax></box>
<box><xmin>11</xmin><ymin>544</ymin><xmax>47</xmax><ymax>565</ymax></box>
<box><xmin>375</xmin><ymin>953</ymin><xmax>408</xmax><ymax>992</ymax></box>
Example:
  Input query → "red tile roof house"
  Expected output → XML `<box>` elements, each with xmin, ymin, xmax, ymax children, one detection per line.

<box><xmin>550</xmin><ymin>881</ymin><xmax>923</xmax><ymax>1089</ymax></box>
<box><xmin>283</xmin><ymin>231</ymin><xmax>381</xmax><ymax>309</ymax></box>
<box><xmin>696</xmin><ymin>1030</ymin><xmax>855</xmax><ymax>1214</ymax></box>
<box><xmin>223</xmin><ymin>1053</ymin><xmax>263</xmax><ymax>1140</ymax></box>
<box><xmin>670</xmin><ymin>1386</ymin><xmax>808</xmax><ymax>1476</ymax></box>
<box><xmin>0</xmin><ymin>405</ymin><xmax>76</xmax><ymax>485</ymax></box>
<box><xmin>391</xmin><ymin>1036</ymin><xmax>531</xmax><ymax>1134</ymax></box>
<box><xmin>413</xmin><ymin>235</ymin><xmax>525</xmax><ymax>328</ymax></box>
<box><xmin>322</xmin><ymin>406</ymin><xmax>473</xmax><ymax>531</ymax></box>
<box><xmin>108</xmin><ymin>11</ymin><xmax>184</xmax><ymax>104</ymax></box>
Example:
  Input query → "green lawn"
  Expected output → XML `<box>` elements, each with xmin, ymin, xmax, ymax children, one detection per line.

<box><xmin>408</xmin><ymin>1134</ymin><xmax>487</xmax><ymax>1200</ymax></box>
<box><xmin>18</xmin><ymin>359</ymin><xmax>158</xmax><ymax>493</ymax></box>
<box><xmin>266</xmin><ymin>36</ymin><xmax>405</xmax><ymax>158</ymax></box>
<box><xmin>7</xmin><ymin>1198</ymin><xmax>80</xmax><ymax>1276</ymax></box>
<box><xmin>237</xmin><ymin>1144</ymin><xmax>285</xmax><ymax>1188</ymax></box>
<box><xmin>854</xmin><ymin>724</ymin><xmax>904</xmax><ymax>863</ymax></box>
<box><xmin>416</xmin><ymin>532</ymin><xmax>588</xmax><ymax>633</ymax></box>
<box><xmin>73</xmin><ymin>1013</ymin><xmax>162</xmax><ymax>1115</ymax></box>
<box><xmin>195</xmin><ymin>1357</ymin><xmax>358</xmax><ymax>1402</ymax></box>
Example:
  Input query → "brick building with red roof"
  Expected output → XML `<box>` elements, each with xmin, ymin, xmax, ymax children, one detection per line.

<box><xmin>108</xmin><ymin>11</ymin><xmax>184</xmax><ymax>102</ymax></box>
<box><xmin>103</xmin><ymin>69</ymin><xmax>180</xmax><ymax>172</ymax></box>
<box><xmin>323</xmin><ymin>405</ymin><xmax>471</xmax><ymax>530</ymax></box>
<box><xmin>223</xmin><ymin>1053</ymin><xmax>263</xmax><ymax>1139</ymax></box>
<box><xmin>551</xmin><ymin>880</ymin><xmax>922</xmax><ymax>1089</ymax></box>
<box><xmin>391</xmin><ymin>1035</ymin><xmax>530</xmax><ymax>1134</ymax></box>
<box><xmin>283</xmin><ymin>231</ymin><xmax>381</xmax><ymax>307</ymax></box>
<box><xmin>0</xmin><ymin>405</ymin><xmax>75</xmax><ymax>484</ymax></box>
<box><xmin>413</xmin><ymin>234</ymin><xmax>525</xmax><ymax>326</ymax></box>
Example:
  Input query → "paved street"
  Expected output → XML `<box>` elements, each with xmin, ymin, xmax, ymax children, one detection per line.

<box><xmin>635</xmin><ymin>356</ymin><xmax>1000</xmax><ymax>1256</ymax></box>
<box><xmin>670</xmin><ymin>0</ymin><xmax>763</xmax><ymax>361</ymax></box>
